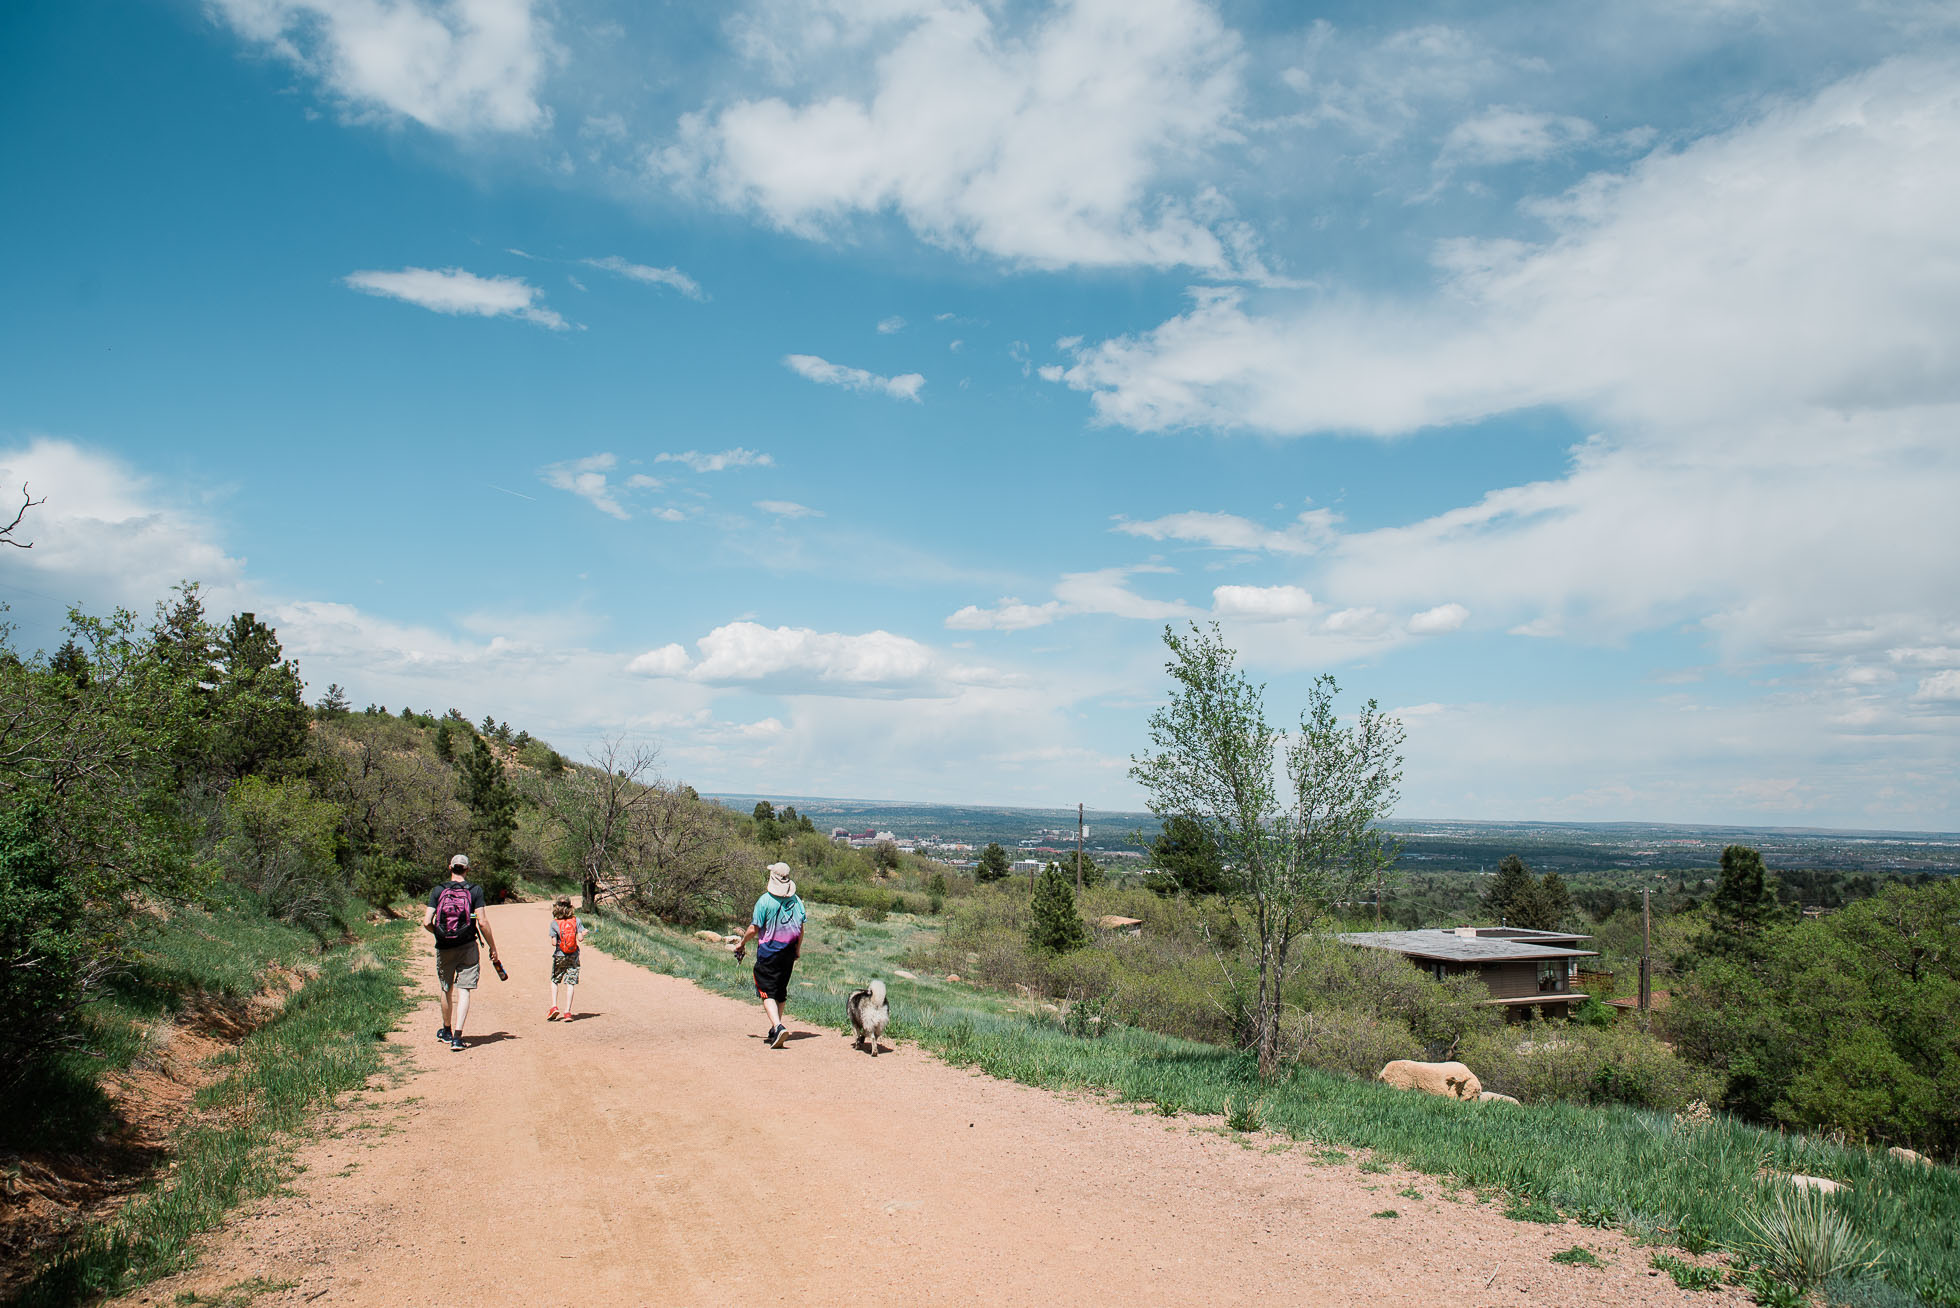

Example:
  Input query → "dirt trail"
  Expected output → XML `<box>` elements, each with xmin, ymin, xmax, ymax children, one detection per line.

<box><xmin>123</xmin><ymin>902</ymin><xmax>1733</xmax><ymax>1307</ymax></box>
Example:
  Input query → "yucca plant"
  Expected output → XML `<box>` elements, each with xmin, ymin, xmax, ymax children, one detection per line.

<box><xmin>1737</xmin><ymin>1186</ymin><xmax>1878</xmax><ymax>1291</ymax></box>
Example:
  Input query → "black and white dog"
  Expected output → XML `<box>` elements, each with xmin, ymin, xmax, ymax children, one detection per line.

<box><xmin>846</xmin><ymin>979</ymin><xmax>889</xmax><ymax>1056</ymax></box>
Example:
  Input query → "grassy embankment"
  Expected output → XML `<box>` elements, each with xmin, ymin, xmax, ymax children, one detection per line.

<box><xmin>10</xmin><ymin>902</ymin><xmax>415</xmax><ymax>1308</ymax></box>
<box><xmin>588</xmin><ymin>907</ymin><xmax>1960</xmax><ymax>1308</ymax></box>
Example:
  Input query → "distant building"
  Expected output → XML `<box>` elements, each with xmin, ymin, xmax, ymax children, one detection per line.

<box><xmin>1337</xmin><ymin>926</ymin><xmax>1599</xmax><ymax>1021</ymax></box>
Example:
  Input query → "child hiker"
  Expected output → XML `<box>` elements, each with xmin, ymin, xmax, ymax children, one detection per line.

<box><xmin>547</xmin><ymin>895</ymin><xmax>588</xmax><ymax>1021</ymax></box>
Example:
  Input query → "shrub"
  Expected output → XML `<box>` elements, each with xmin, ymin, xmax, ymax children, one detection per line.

<box><xmin>1225</xmin><ymin>1096</ymin><xmax>1264</xmax><ymax>1132</ymax></box>
<box><xmin>828</xmin><ymin>908</ymin><xmax>858</xmax><ymax>932</ymax></box>
<box><xmin>217</xmin><ymin>776</ymin><xmax>343</xmax><ymax>931</ymax></box>
<box><xmin>1461</xmin><ymin>1021</ymin><xmax>1721</xmax><ymax>1111</ymax></box>
<box><xmin>1737</xmin><ymin>1187</ymin><xmax>1877</xmax><ymax>1293</ymax></box>
<box><xmin>1279</xmin><ymin>1008</ymin><xmax>1422</xmax><ymax>1081</ymax></box>
<box><xmin>861</xmin><ymin>900</ymin><xmax>889</xmax><ymax>924</ymax></box>
<box><xmin>0</xmin><ymin>804</ymin><xmax>98</xmax><ymax>1088</ymax></box>
<box><xmin>1064</xmin><ymin>993</ymin><xmax>1115</xmax><ymax>1039</ymax></box>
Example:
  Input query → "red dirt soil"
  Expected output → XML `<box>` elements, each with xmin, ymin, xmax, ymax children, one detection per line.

<box><xmin>119</xmin><ymin>902</ymin><xmax>1739</xmax><ymax>1307</ymax></box>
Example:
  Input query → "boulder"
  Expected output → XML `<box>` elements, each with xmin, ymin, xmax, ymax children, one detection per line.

<box><xmin>893</xmin><ymin>969</ymin><xmax>918</xmax><ymax>981</ymax></box>
<box><xmin>1787</xmin><ymin>1174</ymin><xmax>1850</xmax><ymax>1195</ymax></box>
<box><xmin>1377</xmin><ymin>1060</ymin><xmax>1483</xmax><ymax>1101</ymax></box>
<box><xmin>694</xmin><ymin>930</ymin><xmax>725</xmax><ymax>943</ymax></box>
<box><xmin>945</xmin><ymin>973</ymin><xmax>962</xmax><ymax>983</ymax></box>
<box><xmin>1888</xmin><ymin>1147</ymin><xmax>1932</xmax><ymax>1168</ymax></box>
<box><xmin>1478</xmin><ymin>1091</ymin><xmax>1521</xmax><ymax>1106</ymax></box>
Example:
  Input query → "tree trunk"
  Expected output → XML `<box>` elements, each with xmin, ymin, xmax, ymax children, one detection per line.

<box><xmin>582</xmin><ymin>873</ymin><xmax>598</xmax><ymax>910</ymax></box>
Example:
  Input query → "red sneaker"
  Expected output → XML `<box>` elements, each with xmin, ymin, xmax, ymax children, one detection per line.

<box><xmin>547</xmin><ymin>1006</ymin><xmax>561</xmax><ymax>1021</ymax></box>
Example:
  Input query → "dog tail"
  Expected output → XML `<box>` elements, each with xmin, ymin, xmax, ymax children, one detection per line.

<box><xmin>869</xmin><ymin>978</ymin><xmax>886</xmax><ymax>1006</ymax></box>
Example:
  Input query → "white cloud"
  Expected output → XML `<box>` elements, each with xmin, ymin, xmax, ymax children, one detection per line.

<box><xmin>658</xmin><ymin>0</ymin><xmax>1251</xmax><ymax>272</ymax></box>
<box><xmin>1914</xmin><ymin>670</ymin><xmax>1960</xmax><ymax>703</ymax></box>
<box><xmin>1060</xmin><ymin>58</ymin><xmax>1960</xmax><ymax>436</ymax></box>
<box><xmin>876</xmin><ymin>316</ymin><xmax>906</xmax><ymax>334</ymax></box>
<box><xmin>1115</xmin><ymin>508</ymin><xmax>1339</xmax><ymax>555</ymax></box>
<box><xmin>755</xmin><ymin>500</ymin><xmax>823</xmax><ymax>519</ymax></box>
<box><xmin>783</xmin><ymin>354</ymin><xmax>925</xmax><ymax>401</ymax></box>
<box><xmin>626</xmin><ymin>643</ymin><xmax>692</xmax><ymax>677</ymax></box>
<box><xmin>0</xmin><ymin>438</ymin><xmax>244</xmax><ymax>623</ymax></box>
<box><xmin>946</xmin><ymin>598</ymin><xmax>1068</xmax><ymax>631</ymax></box>
<box><xmin>1212</xmin><ymin>584</ymin><xmax>1314</xmax><ymax>620</ymax></box>
<box><xmin>581</xmin><ymin>255</ymin><xmax>706</xmax><ymax>300</ymax></box>
<box><xmin>1439</xmin><ymin>107</ymin><xmax>1595</xmax><ymax>165</ymax></box>
<box><xmin>1408</xmin><ymin>602</ymin><xmax>1469</xmax><ymax>633</ymax></box>
<box><xmin>655</xmin><ymin>447</ymin><xmax>775</xmax><ymax>473</ymax></box>
<box><xmin>540</xmin><ymin>452</ymin><xmax>628</xmax><ymax>519</ymax></box>
<box><xmin>1052</xmin><ymin>58</ymin><xmax>1960</xmax><ymax>683</ymax></box>
<box><xmin>629</xmin><ymin>620</ymin><xmax>1011</xmax><ymax>697</ymax></box>
<box><xmin>344</xmin><ymin>267</ymin><xmax>567</xmax><ymax>329</ymax></box>
<box><xmin>210</xmin><ymin>0</ymin><xmax>552</xmax><ymax>134</ymax></box>
<box><xmin>626</xmin><ymin>473</ymin><xmax>663</xmax><ymax>489</ymax></box>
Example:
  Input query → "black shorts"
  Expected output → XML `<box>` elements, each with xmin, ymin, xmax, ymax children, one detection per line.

<box><xmin>752</xmin><ymin>951</ymin><xmax>795</xmax><ymax>1003</ymax></box>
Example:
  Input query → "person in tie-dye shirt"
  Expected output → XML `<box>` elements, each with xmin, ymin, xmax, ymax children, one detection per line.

<box><xmin>731</xmin><ymin>862</ymin><xmax>805</xmax><ymax>1049</ymax></box>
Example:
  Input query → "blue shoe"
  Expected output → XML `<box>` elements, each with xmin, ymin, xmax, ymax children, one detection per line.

<box><xmin>449</xmin><ymin>1034</ymin><xmax>466</xmax><ymax>1052</ymax></box>
<box><xmin>769</xmin><ymin>1025</ymin><xmax>789</xmax><ymax>1049</ymax></box>
<box><xmin>436</xmin><ymin>1025</ymin><xmax>452</xmax><ymax>1042</ymax></box>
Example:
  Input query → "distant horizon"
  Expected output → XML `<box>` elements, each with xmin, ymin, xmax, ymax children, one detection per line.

<box><xmin>699</xmin><ymin>793</ymin><xmax>1960</xmax><ymax>842</ymax></box>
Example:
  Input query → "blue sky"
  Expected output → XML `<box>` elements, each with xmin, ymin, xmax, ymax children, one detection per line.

<box><xmin>4</xmin><ymin>0</ymin><xmax>1958</xmax><ymax>827</ymax></box>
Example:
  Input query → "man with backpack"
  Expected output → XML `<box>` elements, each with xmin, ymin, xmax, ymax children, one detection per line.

<box><xmin>423</xmin><ymin>854</ymin><xmax>501</xmax><ymax>1052</ymax></box>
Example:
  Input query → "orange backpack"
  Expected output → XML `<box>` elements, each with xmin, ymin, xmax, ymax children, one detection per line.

<box><xmin>555</xmin><ymin>918</ymin><xmax>579</xmax><ymax>954</ymax></box>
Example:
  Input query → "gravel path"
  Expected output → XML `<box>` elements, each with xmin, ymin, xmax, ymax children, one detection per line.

<box><xmin>121</xmin><ymin>902</ymin><xmax>1737</xmax><ymax>1307</ymax></box>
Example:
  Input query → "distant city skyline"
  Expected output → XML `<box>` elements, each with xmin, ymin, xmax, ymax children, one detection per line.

<box><xmin>4</xmin><ymin>1</ymin><xmax>1957</xmax><ymax>828</ymax></box>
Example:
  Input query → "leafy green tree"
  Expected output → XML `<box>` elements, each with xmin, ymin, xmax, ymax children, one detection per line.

<box><xmin>458</xmin><ymin>733</ymin><xmax>518</xmax><ymax>886</ymax></box>
<box><xmin>753</xmin><ymin>801</ymin><xmax>776</xmax><ymax>822</ymax></box>
<box><xmin>1706</xmin><ymin>844</ymin><xmax>1781</xmax><ymax>964</ymax></box>
<box><xmin>1146</xmin><ymin>815</ymin><xmax>1229</xmax><ymax>897</ymax></box>
<box><xmin>433</xmin><ymin>719</ymin><xmax>455</xmax><ymax>763</ymax></box>
<box><xmin>1668</xmin><ymin>879</ymin><xmax>1960</xmax><ymax>1152</ymax></box>
<box><xmin>976</xmin><ymin>842</ymin><xmax>1010</xmax><ymax>884</ymax></box>
<box><xmin>1028</xmin><ymin>866</ymin><xmax>1089</xmax><ymax>953</ymax></box>
<box><xmin>1482</xmin><ymin>855</ymin><xmax>1545</xmax><ymax>927</ymax></box>
<box><xmin>872</xmin><ymin>839</ymin><xmax>901</xmax><ymax>871</ymax></box>
<box><xmin>1131</xmin><ymin>623</ymin><xmax>1403</xmax><ymax>1079</ymax></box>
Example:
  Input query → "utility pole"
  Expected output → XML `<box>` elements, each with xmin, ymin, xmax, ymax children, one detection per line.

<box><xmin>1076</xmin><ymin>802</ymin><xmax>1084</xmax><ymax>894</ymax></box>
<box><xmin>1639</xmin><ymin>887</ymin><xmax>1652</xmax><ymax>1020</ymax></box>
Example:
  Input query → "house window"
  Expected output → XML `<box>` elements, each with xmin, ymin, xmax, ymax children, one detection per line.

<box><xmin>1432</xmin><ymin>961</ymin><xmax>1447</xmax><ymax>982</ymax></box>
<box><xmin>1537</xmin><ymin>960</ymin><xmax>1565</xmax><ymax>993</ymax></box>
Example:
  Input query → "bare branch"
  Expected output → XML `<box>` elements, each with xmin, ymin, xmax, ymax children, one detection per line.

<box><xmin>1</xmin><ymin>483</ymin><xmax>44</xmax><ymax>549</ymax></box>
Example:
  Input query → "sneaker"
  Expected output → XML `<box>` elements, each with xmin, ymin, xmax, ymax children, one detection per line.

<box><xmin>547</xmin><ymin>1007</ymin><xmax>560</xmax><ymax>1021</ymax></box>
<box><xmin>763</xmin><ymin>1024</ymin><xmax>781</xmax><ymax>1045</ymax></box>
<box><xmin>449</xmin><ymin>1034</ymin><xmax>466</xmax><ymax>1052</ymax></box>
<box><xmin>436</xmin><ymin>1025</ymin><xmax>452</xmax><ymax>1042</ymax></box>
<box><xmin>769</xmin><ymin>1025</ymin><xmax>789</xmax><ymax>1049</ymax></box>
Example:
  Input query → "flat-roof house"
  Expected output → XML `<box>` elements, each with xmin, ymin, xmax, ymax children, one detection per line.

<box><xmin>1337</xmin><ymin>926</ymin><xmax>1599</xmax><ymax>1019</ymax></box>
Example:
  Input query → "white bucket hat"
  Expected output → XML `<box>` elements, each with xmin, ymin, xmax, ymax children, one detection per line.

<box><xmin>766</xmin><ymin>862</ymin><xmax>796</xmax><ymax>898</ymax></box>
<box><xmin>448</xmin><ymin>853</ymin><xmax>471</xmax><ymax>871</ymax></box>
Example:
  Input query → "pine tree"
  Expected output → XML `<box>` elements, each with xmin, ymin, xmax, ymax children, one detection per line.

<box><xmin>49</xmin><ymin>639</ymin><xmax>88</xmax><ymax>689</ymax></box>
<box><xmin>1146</xmin><ymin>815</ymin><xmax>1229</xmax><ymax>897</ymax></box>
<box><xmin>1533</xmin><ymin>870</ymin><xmax>1574</xmax><ymax>931</ymax></box>
<box><xmin>433</xmin><ymin>719</ymin><xmax>455</xmax><ymax>763</ymax></box>
<box><xmin>1482</xmin><ymin>854</ymin><xmax>1545</xmax><ymax>927</ymax></box>
<box><xmin>976</xmin><ymin>842</ymin><xmax>1010</xmax><ymax>884</ymax></box>
<box><xmin>1028</xmin><ymin>866</ymin><xmax>1089</xmax><ymax>953</ymax></box>
<box><xmin>458</xmin><ymin>733</ymin><xmax>518</xmax><ymax>878</ymax></box>
<box><xmin>1707</xmin><ymin>844</ymin><xmax>1781</xmax><ymax>963</ymax></box>
<box><xmin>315</xmin><ymin>683</ymin><xmax>350</xmax><ymax>717</ymax></box>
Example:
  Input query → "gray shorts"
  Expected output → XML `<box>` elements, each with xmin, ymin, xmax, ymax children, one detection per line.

<box><xmin>551</xmin><ymin>951</ymin><xmax>580</xmax><ymax>986</ymax></box>
<box><xmin>437</xmin><ymin>942</ymin><xmax>481</xmax><ymax>992</ymax></box>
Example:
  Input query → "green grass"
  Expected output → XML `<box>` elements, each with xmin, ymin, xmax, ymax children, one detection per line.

<box><xmin>3</xmin><ymin>893</ymin><xmax>333</xmax><ymax>1159</ymax></box>
<box><xmin>14</xmin><ymin>920</ymin><xmax>415</xmax><ymax>1308</ymax></box>
<box><xmin>1652</xmin><ymin>1253</ymin><xmax>1725</xmax><ymax>1292</ymax></box>
<box><xmin>1552</xmin><ymin>1246</ymin><xmax>1605</xmax><ymax>1267</ymax></box>
<box><xmin>589</xmin><ymin>906</ymin><xmax>1960</xmax><ymax>1308</ymax></box>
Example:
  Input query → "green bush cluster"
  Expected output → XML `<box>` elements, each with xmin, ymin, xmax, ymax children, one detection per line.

<box><xmin>1461</xmin><ymin>1023</ymin><xmax>1721</xmax><ymax>1112</ymax></box>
